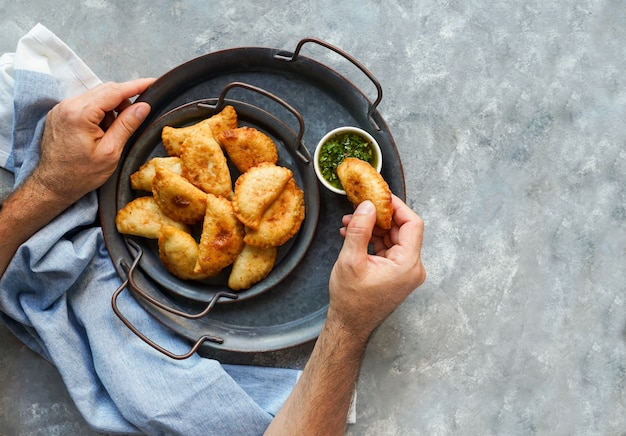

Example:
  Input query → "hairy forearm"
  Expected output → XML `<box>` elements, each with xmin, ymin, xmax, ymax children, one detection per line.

<box><xmin>0</xmin><ymin>174</ymin><xmax>70</xmax><ymax>277</ymax></box>
<box><xmin>265</xmin><ymin>310</ymin><xmax>369</xmax><ymax>436</ymax></box>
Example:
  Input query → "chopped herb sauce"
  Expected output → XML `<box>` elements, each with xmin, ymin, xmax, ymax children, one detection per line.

<box><xmin>318</xmin><ymin>131</ymin><xmax>377</xmax><ymax>190</ymax></box>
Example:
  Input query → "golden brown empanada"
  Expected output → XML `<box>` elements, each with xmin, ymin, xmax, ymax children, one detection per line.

<box><xmin>151</xmin><ymin>167</ymin><xmax>207</xmax><ymax>224</ymax></box>
<box><xmin>206</xmin><ymin>105</ymin><xmax>238</xmax><ymax>140</ymax></box>
<box><xmin>243</xmin><ymin>178</ymin><xmax>305</xmax><ymax>248</ymax></box>
<box><xmin>228</xmin><ymin>244</ymin><xmax>278</xmax><ymax>291</ymax></box>
<box><xmin>232</xmin><ymin>163</ymin><xmax>293</xmax><ymax>230</ymax></box>
<box><xmin>161</xmin><ymin>105</ymin><xmax>238</xmax><ymax>157</ymax></box>
<box><xmin>130</xmin><ymin>156</ymin><xmax>183</xmax><ymax>192</ymax></box>
<box><xmin>158</xmin><ymin>226</ymin><xmax>214</xmax><ymax>281</ymax></box>
<box><xmin>180</xmin><ymin>134</ymin><xmax>233</xmax><ymax>198</ymax></box>
<box><xmin>217</xmin><ymin>126</ymin><xmax>278</xmax><ymax>173</ymax></box>
<box><xmin>194</xmin><ymin>193</ymin><xmax>245</xmax><ymax>276</ymax></box>
<box><xmin>115</xmin><ymin>196</ymin><xmax>190</xmax><ymax>239</ymax></box>
<box><xmin>336</xmin><ymin>157</ymin><xmax>392</xmax><ymax>229</ymax></box>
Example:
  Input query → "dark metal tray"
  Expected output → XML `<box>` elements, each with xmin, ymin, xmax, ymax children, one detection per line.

<box><xmin>99</xmin><ymin>38</ymin><xmax>406</xmax><ymax>355</ymax></box>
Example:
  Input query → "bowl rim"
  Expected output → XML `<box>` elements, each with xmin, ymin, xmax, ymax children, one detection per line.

<box><xmin>313</xmin><ymin>126</ymin><xmax>383</xmax><ymax>195</ymax></box>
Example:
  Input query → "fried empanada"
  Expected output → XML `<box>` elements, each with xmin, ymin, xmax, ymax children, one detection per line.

<box><xmin>115</xmin><ymin>196</ymin><xmax>190</xmax><ymax>239</ymax></box>
<box><xmin>194</xmin><ymin>193</ymin><xmax>245</xmax><ymax>276</ymax></box>
<box><xmin>228</xmin><ymin>244</ymin><xmax>277</xmax><ymax>291</ymax></box>
<box><xmin>206</xmin><ymin>105</ymin><xmax>238</xmax><ymax>139</ymax></box>
<box><xmin>336</xmin><ymin>157</ymin><xmax>393</xmax><ymax>229</ymax></box>
<box><xmin>162</xmin><ymin>122</ymin><xmax>210</xmax><ymax>158</ymax></box>
<box><xmin>217</xmin><ymin>126</ymin><xmax>278</xmax><ymax>173</ymax></box>
<box><xmin>232</xmin><ymin>163</ymin><xmax>293</xmax><ymax>230</ymax></box>
<box><xmin>152</xmin><ymin>166</ymin><xmax>207</xmax><ymax>224</ymax></box>
<box><xmin>244</xmin><ymin>178</ymin><xmax>305</xmax><ymax>248</ymax></box>
<box><xmin>130</xmin><ymin>156</ymin><xmax>183</xmax><ymax>191</ymax></box>
<box><xmin>158</xmin><ymin>226</ymin><xmax>214</xmax><ymax>281</ymax></box>
<box><xmin>180</xmin><ymin>134</ymin><xmax>233</xmax><ymax>198</ymax></box>
<box><xmin>161</xmin><ymin>105</ymin><xmax>238</xmax><ymax>157</ymax></box>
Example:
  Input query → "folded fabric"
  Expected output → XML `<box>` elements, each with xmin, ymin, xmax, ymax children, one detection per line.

<box><xmin>0</xmin><ymin>52</ymin><xmax>15</xmax><ymax>168</ymax></box>
<box><xmin>0</xmin><ymin>23</ymin><xmax>299</xmax><ymax>435</ymax></box>
<box><xmin>0</xmin><ymin>23</ymin><xmax>102</xmax><ymax>170</ymax></box>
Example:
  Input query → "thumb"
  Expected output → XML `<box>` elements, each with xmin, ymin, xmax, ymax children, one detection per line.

<box><xmin>103</xmin><ymin>102</ymin><xmax>151</xmax><ymax>152</ymax></box>
<box><xmin>340</xmin><ymin>200</ymin><xmax>377</xmax><ymax>259</ymax></box>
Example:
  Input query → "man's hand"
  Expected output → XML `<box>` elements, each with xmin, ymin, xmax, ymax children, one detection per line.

<box><xmin>266</xmin><ymin>195</ymin><xmax>425</xmax><ymax>435</ymax></box>
<box><xmin>329</xmin><ymin>194</ymin><xmax>426</xmax><ymax>341</ymax></box>
<box><xmin>33</xmin><ymin>78</ymin><xmax>155</xmax><ymax>206</ymax></box>
<box><xmin>0</xmin><ymin>78</ymin><xmax>155</xmax><ymax>278</ymax></box>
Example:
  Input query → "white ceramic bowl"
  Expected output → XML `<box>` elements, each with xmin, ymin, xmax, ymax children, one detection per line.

<box><xmin>313</xmin><ymin>126</ymin><xmax>383</xmax><ymax>195</ymax></box>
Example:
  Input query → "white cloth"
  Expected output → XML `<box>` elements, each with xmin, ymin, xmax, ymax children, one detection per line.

<box><xmin>0</xmin><ymin>23</ymin><xmax>101</xmax><ymax>169</ymax></box>
<box><xmin>0</xmin><ymin>52</ymin><xmax>15</xmax><ymax>168</ymax></box>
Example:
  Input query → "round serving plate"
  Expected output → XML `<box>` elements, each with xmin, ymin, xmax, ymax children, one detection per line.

<box><xmin>117</xmin><ymin>96</ymin><xmax>319</xmax><ymax>303</ymax></box>
<box><xmin>100</xmin><ymin>38</ymin><xmax>406</xmax><ymax>354</ymax></box>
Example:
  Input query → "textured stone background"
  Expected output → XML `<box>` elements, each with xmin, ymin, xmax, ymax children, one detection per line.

<box><xmin>1</xmin><ymin>1</ymin><xmax>625</xmax><ymax>434</ymax></box>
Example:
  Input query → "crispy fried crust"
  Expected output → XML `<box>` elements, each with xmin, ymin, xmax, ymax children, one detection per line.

<box><xmin>217</xmin><ymin>126</ymin><xmax>278</xmax><ymax>173</ymax></box>
<box><xmin>121</xmin><ymin>105</ymin><xmax>311</xmax><ymax>288</ymax></box>
<box><xmin>158</xmin><ymin>226</ymin><xmax>214</xmax><ymax>281</ymax></box>
<box><xmin>232</xmin><ymin>163</ymin><xmax>293</xmax><ymax>230</ymax></box>
<box><xmin>244</xmin><ymin>178</ymin><xmax>305</xmax><ymax>248</ymax></box>
<box><xmin>180</xmin><ymin>134</ymin><xmax>233</xmax><ymax>198</ymax></box>
<box><xmin>194</xmin><ymin>193</ymin><xmax>245</xmax><ymax>276</ymax></box>
<box><xmin>161</xmin><ymin>105</ymin><xmax>237</xmax><ymax>157</ymax></box>
<box><xmin>228</xmin><ymin>244</ymin><xmax>278</xmax><ymax>291</ymax></box>
<box><xmin>206</xmin><ymin>105</ymin><xmax>238</xmax><ymax>140</ymax></box>
<box><xmin>115</xmin><ymin>196</ymin><xmax>190</xmax><ymax>239</ymax></box>
<box><xmin>130</xmin><ymin>156</ymin><xmax>183</xmax><ymax>192</ymax></box>
<box><xmin>151</xmin><ymin>167</ymin><xmax>207</xmax><ymax>224</ymax></box>
<box><xmin>336</xmin><ymin>157</ymin><xmax>393</xmax><ymax>229</ymax></box>
<box><xmin>161</xmin><ymin>120</ymin><xmax>211</xmax><ymax>158</ymax></box>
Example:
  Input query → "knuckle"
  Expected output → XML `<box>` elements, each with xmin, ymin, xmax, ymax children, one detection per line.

<box><xmin>99</xmin><ymin>80</ymin><xmax>117</xmax><ymax>90</ymax></box>
<box><xmin>54</xmin><ymin>99</ymin><xmax>87</xmax><ymax>123</ymax></box>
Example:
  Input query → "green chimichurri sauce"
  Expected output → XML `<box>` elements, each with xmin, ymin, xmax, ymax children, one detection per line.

<box><xmin>318</xmin><ymin>132</ymin><xmax>377</xmax><ymax>190</ymax></box>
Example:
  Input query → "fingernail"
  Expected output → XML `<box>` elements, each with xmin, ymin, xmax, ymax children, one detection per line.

<box><xmin>354</xmin><ymin>200</ymin><xmax>375</xmax><ymax>215</ymax></box>
<box><xmin>133</xmin><ymin>102</ymin><xmax>151</xmax><ymax>120</ymax></box>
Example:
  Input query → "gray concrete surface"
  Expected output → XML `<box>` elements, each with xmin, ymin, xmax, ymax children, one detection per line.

<box><xmin>1</xmin><ymin>0</ymin><xmax>626</xmax><ymax>434</ymax></box>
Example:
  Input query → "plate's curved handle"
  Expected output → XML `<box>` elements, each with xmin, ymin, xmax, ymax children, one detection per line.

<box><xmin>199</xmin><ymin>81</ymin><xmax>309</xmax><ymax>164</ymax></box>
<box><xmin>275</xmin><ymin>37</ymin><xmax>383</xmax><ymax>131</ymax></box>
<box><xmin>124</xmin><ymin>240</ymin><xmax>238</xmax><ymax>320</ymax></box>
<box><xmin>111</xmin><ymin>277</ymin><xmax>223</xmax><ymax>360</ymax></box>
<box><xmin>111</xmin><ymin>239</ymin><xmax>237</xmax><ymax>360</ymax></box>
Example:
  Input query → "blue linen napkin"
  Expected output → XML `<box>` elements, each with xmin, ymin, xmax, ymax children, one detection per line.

<box><xmin>0</xmin><ymin>23</ymin><xmax>298</xmax><ymax>435</ymax></box>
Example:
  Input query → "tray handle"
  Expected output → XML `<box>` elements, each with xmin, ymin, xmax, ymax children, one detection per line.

<box><xmin>111</xmin><ymin>239</ymin><xmax>237</xmax><ymax>360</ymax></box>
<box><xmin>198</xmin><ymin>81</ymin><xmax>309</xmax><ymax>164</ymax></box>
<box><xmin>275</xmin><ymin>37</ymin><xmax>383</xmax><ymax>131</ymax></box>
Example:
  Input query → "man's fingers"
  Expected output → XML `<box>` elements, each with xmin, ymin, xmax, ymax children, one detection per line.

<box><xmin>100</xmin><ymin>102</ymin><xmax>151</xmax><ymax>155</ymax></box>
<box><xmin>390</xmin><ymin>194</ymin><xmax>419</xmax><ymax>226</ymax></box>
<box><xmin>115</xmin><ymin>98</ymin><xmax>133</xmax><ymax>114</ymax></box>
<box><xmin>100</xmin><ymin>111</ymin><xmax>116</xmax><ymax>130</ymax></box>
<box><xmin>88</xmin><ymin>78</ymin><xmax>156</xmax><ymax>113</ymax></box>
<box><xmin>339</xmin><ymin>200</ymin><xmax>377</xmax><ymax>261</ymax></box>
